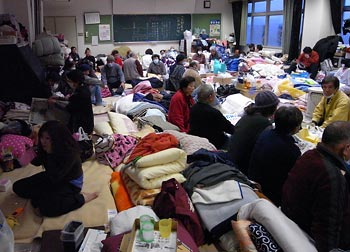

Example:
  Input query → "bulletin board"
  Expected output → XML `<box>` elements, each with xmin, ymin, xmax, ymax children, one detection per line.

<box><xmin>84</xmin><ymin>15</ymin><xmax>112</xmax><ymax>44</ymax></box>
<box><xmin>192</xmin><ymin>14</ymin><xmax>221</xmax><ymax>39</ymax></box>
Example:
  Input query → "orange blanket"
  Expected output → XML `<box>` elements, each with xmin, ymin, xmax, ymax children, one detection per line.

<box><xmin>126</xmin><ymin>133</ymin><xmax>179</xmax><ymax>164</ymax></box>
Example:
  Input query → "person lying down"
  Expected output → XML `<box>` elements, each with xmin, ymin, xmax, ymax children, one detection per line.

<box><xmin>12</xmin><ymin>120</ymin><xmax>98</xmax><ymax>217</ymax></box>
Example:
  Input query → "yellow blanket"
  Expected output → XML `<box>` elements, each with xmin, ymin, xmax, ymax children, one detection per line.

<box><xmin>125</xmin><ymin>148</ymin><xmax>187</xmax><ymax>189</ymax></box>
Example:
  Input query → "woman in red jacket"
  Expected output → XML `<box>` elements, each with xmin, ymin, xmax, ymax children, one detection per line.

<box><xmin>168</xmin><ymin>76</ymin><xmax>195</xmax><ymax>132</ymax></box>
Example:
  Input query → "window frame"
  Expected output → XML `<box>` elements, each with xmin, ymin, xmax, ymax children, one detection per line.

<box><xmin>247</xmin><ymin>0</ymin><xmax>284</xmax><ymax>48</ymax></box>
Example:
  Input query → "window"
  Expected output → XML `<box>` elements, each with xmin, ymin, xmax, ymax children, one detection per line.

<box><xmin>246</xmin><ymin>0</ymin><xmax>283</xmax><ymax>48</ymax></box>
<box><xmin>342</xmin><ymin>0</ymin><xmax>350</xmax><ymax>44</ymax></box>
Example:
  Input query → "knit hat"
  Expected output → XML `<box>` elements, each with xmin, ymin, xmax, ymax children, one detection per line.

<box><xmin>254</xmin><ymin>91</ymin><xmax>279</xmax><ymax>108</ymax></box>
<box><xmin>79</xmin><ymin>64</ymin><xmax>90</xmax><ymax>72</ymax></box>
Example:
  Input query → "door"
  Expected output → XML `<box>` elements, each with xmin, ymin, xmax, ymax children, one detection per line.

<box><xmin>44</xmin><ymin>16</ymin><xmax>78</xmax><ymax>49</ymax></box>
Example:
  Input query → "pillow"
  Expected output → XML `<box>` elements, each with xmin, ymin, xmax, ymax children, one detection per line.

<box><xmin>94</xmin><ymin>122</ymin><xmax>114</xmax><ymax>135</ymax></box>
<box><xmin>0</xmin><ymin>134</ymin><xmax>34</xmax><ymax>167</ymax></box>
<box><xmin>110</xmin><ymin>172</ymin><xmax>134</xmax><ymax>212</ymax></box>
<box><xmin>249</xmin><ymin>222</ymin><xmax>282</xmax><ymax>252</ymax></box>
<box><xmin>164</xmin><ymin>130</ymin><xmax>216</xmax><ymax>155</ymax></box>
<box><xmin>108</xmin><ymin>112</ymin><xmax>138</xmax><ymax>135</ymax></box>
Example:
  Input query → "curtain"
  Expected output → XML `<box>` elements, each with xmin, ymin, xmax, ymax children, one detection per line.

<box><xmin>232</xmin><ymin>1</ymin><xmax>243</xmax><ymax>49</ymax></box>
<box><xmin>240</xmin><ymin>1</ymin><xmax>248</xmax><ymax>46</ymax></box>
<box><xmin>329</xmin><ymin>0</ymin><xmax>342</xmax><ymax>34</ymax></box>
<box><xmin>282</xmin><ymin>0</ymin><xmax>294</xmax><ymax>54</ymax></box>
<box><xmin>288</xmin><ymin>0</ymin><xmax>303</xmax><ymax>61</ymax></box>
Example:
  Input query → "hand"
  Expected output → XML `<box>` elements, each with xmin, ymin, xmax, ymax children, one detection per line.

<box><xmin>121</xmin><ymin>82</ymin><xmax>126</xmax><ymax>89</ymax></box>
<box><xmin>304</xmin><ymin>54</ymin><xmax>310</xmax><ymax>59</ymax></box>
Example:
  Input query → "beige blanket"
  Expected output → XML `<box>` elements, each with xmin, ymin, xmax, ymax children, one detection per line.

<box><xmin>0</xmin><ymin>159</ymin><xmax>116</xmax><ymax>243</ymax></box>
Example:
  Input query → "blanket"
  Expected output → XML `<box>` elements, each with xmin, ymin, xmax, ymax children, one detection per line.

<box><xmin>122</xmin><ymin>172</ymin><xmax>160</xmax><ymax>206</ymax></box>
<box><xmin>124</xmin><ymin>148</ymin><xmax>187</xmax><ymax>189</ymax></box>
<box><xmin>0</xmin><ymin>159</ymin><xmax>116</xmax><ymax>243</ymax></box>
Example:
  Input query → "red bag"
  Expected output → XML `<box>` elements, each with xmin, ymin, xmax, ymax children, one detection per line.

<box><xmin>153</xmin><ymin>178</ymin><xmax>205</xmax><ymax>246</ymax></box>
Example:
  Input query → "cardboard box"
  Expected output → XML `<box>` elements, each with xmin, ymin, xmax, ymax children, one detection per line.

<box><xmin>200</xmin><ymin>73</ymin><xmax>215</xmax><ymax>78</ymax></box>
<box><xmin>126</xmin><ymin>219</ymin><xmax>178</xmax><ymax>252</ymax></box>
<box><xmin>213</xmin><ymin>76</ymin><xmax>234</xmax><ymax>85</ymax></box>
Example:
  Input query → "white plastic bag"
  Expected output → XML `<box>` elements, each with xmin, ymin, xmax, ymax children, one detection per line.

<box><xmin>0</xmin><ymin>210</ymin><xmax>14</xmax><ymax>252</ymax></box>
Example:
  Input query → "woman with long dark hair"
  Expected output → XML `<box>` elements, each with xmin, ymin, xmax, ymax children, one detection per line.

<box><xmin>13</xmin><ymin>121</ymin><xmax>97</xmax><ymax>217</ymax></box>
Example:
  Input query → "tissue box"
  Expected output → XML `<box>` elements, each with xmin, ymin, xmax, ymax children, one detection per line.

<box><xmin>0</xmin><ymin>178</ymin><xmax>11</xmax><ymax>192</ymax></box>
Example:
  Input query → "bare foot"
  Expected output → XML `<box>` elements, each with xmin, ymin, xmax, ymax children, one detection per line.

<box><xmin>82</xmin><ymin>192</ymin><xmax>98</xmax><ymax>203</ymax></box>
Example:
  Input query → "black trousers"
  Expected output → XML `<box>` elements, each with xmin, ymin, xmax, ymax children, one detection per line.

<box><xmin>107</xmin><ymin>81</ymin><xmax>124</xmax><ymax>95</ymax></box>
<box><xmin>13</xmin><ymin>172</ymin><xmax>84</xmax><ymax>217</ymax></box>
<box><xmin>285</xmin><ymin>62</ymin><xmax>319</xmax><ymax>80</ymax></box>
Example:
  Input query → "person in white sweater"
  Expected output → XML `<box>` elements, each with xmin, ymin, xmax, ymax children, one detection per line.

<box><xmin>334</xmin><ymin>59</ymin><xmax>350</xmax><ymax>95</ymax></box>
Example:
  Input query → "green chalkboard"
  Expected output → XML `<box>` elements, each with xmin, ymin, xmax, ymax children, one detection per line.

<box><xmin>113</xmin><ymin>14</ymin><xmax>191</xmax><ymax>42</ymax></box>
<box><xmin>192</xmin><ymin>14</ymin><xmax>221</xmax><ymax>39</ymax></box>
<box><xmin>84</xmin><ymin>15</ymin><xmax>112</xmax><ymax>44</ymax></box>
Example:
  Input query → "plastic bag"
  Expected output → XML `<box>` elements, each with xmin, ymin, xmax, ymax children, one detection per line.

<box><xmin>0</xmin><ymin>210</ymin><xmax>14</xmax><ymax>252</ymax></box>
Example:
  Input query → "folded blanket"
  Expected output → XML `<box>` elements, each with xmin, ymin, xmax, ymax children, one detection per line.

<box><xmin>125</xmin><ymin>148</ymin><xmax>187</xmax><ymax>189</ymax></box>
<box><xmin>164</xmin><ymin>130</ymin><xmax>216</xmax><ymax>155</ymax></box>
<box><xmin>191</xmin><ymin>180</ymin><xmax>242</xmax><ymax>205</ymax></box>
<box><xmin>122</xmin><ymin>171</ymin><xmax>160</xmax><ymax>206</ymax></box>
<box><xmin>126</xmin><ymin>133</ymin><xmax>179</xmax><ymax>164</ymax></box>
<box><xmin>127</xmin><ymin>102</ymin><xmax>166</xmax><ymax>119</ymax></box>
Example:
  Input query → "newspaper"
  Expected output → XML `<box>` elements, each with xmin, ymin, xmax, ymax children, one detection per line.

<box><xmin>29</xmin><ymin>98</ymin><xmax>70</xmax><ymax>125</ymax></box>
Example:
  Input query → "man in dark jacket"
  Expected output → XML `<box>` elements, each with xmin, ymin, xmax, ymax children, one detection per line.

<box><xmin>189</xmin><ymin>84</ymin><xmax>234</xmax><ymax>149</ymax></box>
<box><xmin>282</xmin><ymin>121</ymin><xmax>350</xmax><ymax>252</ymax></box>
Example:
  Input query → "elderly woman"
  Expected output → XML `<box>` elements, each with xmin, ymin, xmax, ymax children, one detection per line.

<box><xmin>208</xmin><ymin>46</ymin><xmax>221</xmax><ymax>63</ymax></box>
<box><xmin>228</xmin><ymin>91</ymin><xmax>279</xmax><ymax>175</ymax></box>
<box><xmin>147</xmin><ymin>54</ymin><xmax>166</xmax><ymax>76</ymax></box>
<box><xmin>168</xmin><ymin>76</ymin><xmax>195</xmax><ymax>133</ymax></box>
<box><xmin>192</xmin><ymin>46</ymin><xmax>206</xmax><ymax>64</ymax></box>
<box><xmin>168</xmin><ymin>54</ymin><xmax>187</xmax><ymax>91</ymax></box>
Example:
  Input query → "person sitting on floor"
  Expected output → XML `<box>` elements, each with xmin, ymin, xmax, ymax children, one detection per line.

<box><xmin>248</xmin><ymin>106</ymin><xmax>303</xmax><ymax>206</ymax></box>
<box><xmin>209</xmin><ymin>46</ymin><xmax>221</xmax><ymax>63</ymax></box>
<box><xmin>101</xmin><ymin>55</ymin><xmax>126</xmax><ymax>96</ymax></box>
<box><xmin>69</xmin><ymin>46</ymin><xmax>80</xmax><ymax>63</ymax></box>
<box><xmin>282</xmin><ymin>121</ymin><xmax>350</xmax><ymax>252</ymax></box>
<box><xmin>334</xmin><ymin>59</ymin><xmax>350</xmax><ymax>95</ymax></box>
<box><xmin>142</xmin><ymin>48</ymin><xmax>153</xmax><ymax>70</ymax></box>
<box><xmin>228</xmin><ymin>91</ymin><xmax>279</xmax><ymax>175</ymax></box>
<box><xmin>123</xmin><ymin>51</ymin><xmax>143</xmax><ymax>82</ymax></box>
<box><xmin>189</xmin><ymin>84</ymin><xmax>235</xmax><ymax>149</ymax></box>
<box><xmin>79</xmin><ymin>64</ymin><xmax>105</xmax><ymax>106</ymax></box>
<box><xmin>183</xmin><ymin>61</ymin><xmax>202</xmax><ymax>88</ymax></box>
<box><xmin>168</xmin><ymin>76</ymin><xmax>195</xmax><ymax>133</ymax></box>
<box><xmin>285</xmin><ymin>46</ymin><xmax>319</xmax><ymax>80</ymax></box>
<box><xmin>168</xmin><ymin>54</ymin><xmax>187</xmax><ymax>91</ymax></box>
<box><xmin>192</xmin><ymin>46</ymin><xmax>206</xmax><ymax>64</ymax></box>
<box><xmin>82</xmin><ymin>48</ymin><xmax>96</xmax><ymax>70</ymax></box>
<box><xmin>248</xmin><ymin>43</ymin><xmax>255</xmax><ymax>52</ymax></box>
<box><xmin>12</xmin><ymin>120</ymin><xmax>98</xmax><ymax>217</ymax></box>
<box><xmin>49</xmin><ymin>69</ymin><xmax>94</xmax><ymax>135</ymax></box>
<box><xmin>312</xmin><ymin>76</ymin><xmax>350</xmax><ymax>128</ymax></box>
<box><xmin>147</xmin><ymin>54</ymin><xmax>166</xmax><ymax>76</ymax></box>
<box><xmin>111</xmin><ymin>49</ymin><xmax>123</xmax><ymax>68</ymax></box>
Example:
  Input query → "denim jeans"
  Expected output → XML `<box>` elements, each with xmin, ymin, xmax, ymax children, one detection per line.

<box><xmin>89</xmin><ymin>85</ymin><xmax>103</xmax><ymax>105</ymax></box>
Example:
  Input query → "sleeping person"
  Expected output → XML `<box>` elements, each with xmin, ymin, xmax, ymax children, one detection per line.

<box><xmin>12</xmin><ymin>121</ymin><xmax>97</xmax><ymax>217</ymax></box>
